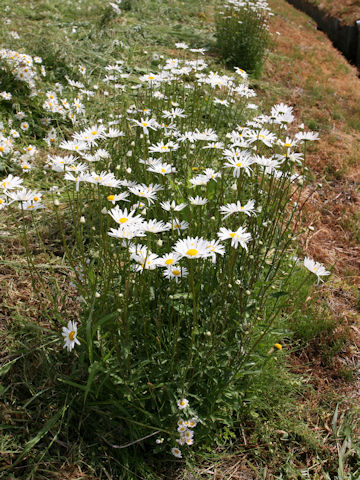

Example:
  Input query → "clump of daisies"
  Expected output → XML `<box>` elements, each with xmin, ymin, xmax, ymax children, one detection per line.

<box><xmin>215</xmin><ymin>0</ymin><xmax>271</xmax><ymax>76</ymax></box>
<box><xmin>3</xmin><ymin>40</ymin><xmax>331</xmax><ymax>462</ymax></box>
<box><xmin>0</xmin><ymin>49</ymin><xmax>44</xmax><ymax>91</ymax></box>
<box><xmin>172</xmin><ymin>398</ymin><xmax>199</xmax><ymax>457</ymax></box>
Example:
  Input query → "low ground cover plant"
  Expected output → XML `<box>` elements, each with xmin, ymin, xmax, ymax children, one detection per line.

<box><xmin>0</xmin><ymin>2</ymin><xmax>333</xmax><ymax>475</ymax></box>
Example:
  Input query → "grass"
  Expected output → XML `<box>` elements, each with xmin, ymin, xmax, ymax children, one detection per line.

<box><xmin>1</xmin><ymin>0</ymin><xmax>360</xmax><ymax>478</ymax></box>
<box><xmin>306</xmin><ymin>0</ymin><xmax>360</xmax><ymax>24</ymax></box>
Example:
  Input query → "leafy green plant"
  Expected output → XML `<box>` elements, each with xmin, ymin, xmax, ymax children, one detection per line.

<box><xmin>215</xmin><ymin>0</ymin><xmax>271</xmax><ymax>77</ymax></box>
<box><xmin>0</xmin><ymin>0</ymin><xmax>334</xmax><ymax>476</ymax></box>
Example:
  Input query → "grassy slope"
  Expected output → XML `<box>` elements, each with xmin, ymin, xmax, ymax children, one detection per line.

<box><xmin>1</xmin><ymin>0</ymin><xmax>359</xmax><ymax>478</ymax></box>
<box><xmin>265</xmin><ymin>0</ymin><xmax>360</xmax><ymax>322</ymax></box>
<box><xmin>306</xmin><ymin>0</ymin><xmax>360</xmax><ymax>24</ymax></box>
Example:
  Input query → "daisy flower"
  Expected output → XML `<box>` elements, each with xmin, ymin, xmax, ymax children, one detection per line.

<box><xmin>64</xmin><ymin>172</ymin><xmax>88</xmax><ymax>191</ymax></box>
<box><xmin>162</xmin><ymin>107</ymin><xmax>186</xmax><ymax>119</ymax></box>
<box><xmin>62</xmin><ymin>320</ymin><xmax>81</xmax><ymax>352</ymax></box>
<box><xmin>158</xmin><ymin>252</ymin><xmax>182</xmax><ymax>267</ymax></box>
<box><xmin>203</xmin><ymin>168</ymin><xmax>222</xmax><ymax>181</ymax></box>
<box><xmin>189</xmin><ymin>196</ymin><xmax>208</xmax><ymax>206</ymax></box>
<box><xmin>132</xmin><ymin>117</ymin><xmax>158</xmax><ymax>135</ymax></box>
<box><xmin>304</xmin><ymin>257</ymin><xmax>330</xmax><ymax>283</ymax></box>
<box><xmin>295</xmin><ymin>131</ymin><xmax>319</xmax><ymax>142</ymax></box>
<box><xmin>128</xmin><ymin>183</ymin><xmax>163</xmax><ymax>204</ymax></box>
<box><xmin>177</xmin><ymin>398</ymin><xmax>189</xmax><ymax>410</ymax></box>
<box><xmin>106</xmin><ymin>192</ymin><xmax>130</xmax><ymax>204</ymax></box>
<box><xmin>171</xmin><ymin>447</ymin><xmax>182</xmax><ymax>458</ymax></box>
<box><xmin>175</xmin><ymin>42</ymin><xmax>189</xmax><ymax>49</ymax></box>
<box><xmin>214</xmin><ymin>98</ymin><xmax>229</xmax><ymax>107</ymax></box>
<box><xmin>174</xmin><ymin>236</ymin><xmax>210</xmax><ymax>260</ymax></box>
<box><xmin>5</xmin><ymin>188</ymin><xmax>39</xmax><ymax>204</ymax></box>
<box><xmin>106</xmin><ymin>127</ymin><xmax>125</xmax><ymax>138</ymax></box>
<box><xmin>108</xmin><ymin>225</ymin><xmax>146</xmax><ymax>240</ymax></box>
<box><xmin>168</xmin><ymin>218</ymin><xmax>189</xmax><ymax>234</ymax></box>
<box><xmin>163</xmin><ymin>266</ymin><xmax>188</xmax><ymax>282</ymax></box>
<box><xmin>234</xmin><ymin>66</ymin><xmax>248</xmax><ymax>79</ymax></box>
<box><xmin>108</xmin><ymin>206</ymin><xmax>144</xmax><ymax>227</ymax></box>
<box><xmin>148</xmin><ymin>141</ymin><xmax>179</xmax><ymax>153</ymax></box>
<box><xmin>219</xmin><ymin>199</ymin><xmax>256</xmax><ymax>219</ymax></box>
<box><xmin>144</xmin><ymin>219</ymin><xmax>171</xmax><ymax>233</ymax></box>
<box><xmin>131</xmin><ymin>250</ymin><xmax>160</xmax><ymax>272</ymax></box>
<box><xmin>0</xmin><ymin>174</ymin><xmax>23</xmax><ymax>190</ymax></box>
<box><xmin>205</xmin><ymin>239</ymin><xmax>225</xmax><ymax>263</ymax></box>
<box><xmin>202</xmin><ymin>142</ymin><xmax>224</xmax><ymax>150</ymax></box>
<box><xmin>147</xmin><ymin>161</ymin><xmax>177</xmax><ymax>176</ymax></box>
<box><xmin>160</xmin><ymin>200</ymin><xmax>187</xmax><ymax>211</ymax></box>
<box><xmin>187</xmin><ymin>418</ymin><xmax>198</xmax><ymax>428</ymax></box>
<box><xmin>223</xmin><ymin>150</ymin><xmax>254</xmax><ymax>177</ymax></box>
<box><xmin>252</xmin><ymin>129</ymin><xmax>277</xmax><ymax>147</ymax></box>
<box><xmin>217</xmin><ymin>227</ymin><xmax>252</xmax><ymax>250</ymax></box>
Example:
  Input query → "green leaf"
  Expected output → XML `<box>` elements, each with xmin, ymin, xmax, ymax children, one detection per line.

<box><xmin>271</xmin><ymin>291</ymin><xmax>288</xmax><ymax>298</ymax></box>
<box><xmin>93</xmin><ymin>311</ymin><xmax>118</xmax><ymax>333</ymax></box>
<box><xmin>84</xmin><ymin>361</ymin><xmax>103</xmax><ymax>403</ymax></box>
<box><xmin>11</xmin><ymin>406</ymin><xmax>66</xmax><ymax>468</ymax></box>
<box><xmin>0</xmin><ymin>357</ymin><xmax>21</xmax><ymax>377</ymax></box>
<box><xmin>57</xmin><ymin>377</ymin><xmax>86</xmax><ymax>391</ymax></box>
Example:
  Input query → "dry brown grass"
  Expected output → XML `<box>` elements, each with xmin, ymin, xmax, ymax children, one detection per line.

<box><xmin>267</xmin><ymin>0</ymin><xmax>360</xmax><ymax>283</ymax></box>
<box><xmin>259</xmin><ymin>1</ymin><xmax>360</xmax><ymax>450</ymax></box>
<box><xmin>307</xmin><ymin>0</ymin><xmax>360</xmax><ymax>24</ymax></box>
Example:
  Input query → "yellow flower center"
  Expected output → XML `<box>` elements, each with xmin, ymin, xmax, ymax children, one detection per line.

<box><xmin>186</xmin><ymin>248</ymin><xmax>198</xmax><ymax>257</ymax></box>
<box><xmin>236</xmin><ymin>162</ymin><xmax>243</xmax><ymax>167</ymax></box>
<box><xmin>119</xmin><ymin>217</ymin><xmax>128</xmax><ymax>224</ymax></box>
<box><xmin>284</xmin><ymin>143</ymin><xmax>291</xmax><ymax>147</ymax></box>
<box><xmin>33</xmin><ymin>197</ymin><xmax>39</xmax><ymax>202</ymax></box>
<box><xmin>142</xmin><ymin>122</ymin><xmax>148</xmax><ymax>127</ymax></box>
<box><xmin>107</xmin><ymin>195</ymin><xmax>115</xmax><ymax>201</ymax></box>
<box><xmin>92</xmin><ymin>131</ymin><xmax>98</xmax><ymax>135</ymax></box>
<box><xmin>69</xmin><ymin>331</ymin><xmax>76</xmax><ymax>341</ymax></box>
<box><xmin>172</xmin><ymin>269</ymin><xmax>181</xmax><ymax>276</ymax></box>
<box><xmin>0</xmin><ymin>147</ymin><xmax>4</xmax><ymax>152</ymax></box>
<box><xmin>161</xmin><ymin>168</ymin><xmax>166</xmax><ymax>173</ymax></box>
<box><xmin>229</xmin><ymin>233</ymin><xmax>236</xmax><ymax>238</ymax></box>
<box><xmin>165</xmin><ymin>259</ymin><xmax>173</xmax><ymax>265</ymax></box>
